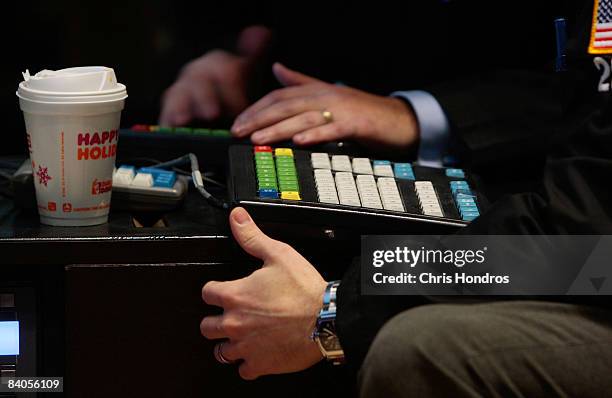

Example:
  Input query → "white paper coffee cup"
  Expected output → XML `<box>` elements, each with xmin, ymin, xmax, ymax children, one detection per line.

<box><xmin>16</xmin><ymin>67</ymin><xmax>128</xmax><ymax>226</ymax></box>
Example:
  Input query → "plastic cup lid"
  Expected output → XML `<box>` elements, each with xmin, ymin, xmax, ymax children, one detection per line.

<box><xmin>16</xmin><ymin>66</ymin><xmax>127</xmax><ymax>104</ymax></box>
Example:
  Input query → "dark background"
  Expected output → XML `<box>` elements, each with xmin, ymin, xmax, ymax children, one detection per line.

<box><xmin>1</xmin><ymin>0</ymin><xmax>567</xmax><ymax>156</ymax></box>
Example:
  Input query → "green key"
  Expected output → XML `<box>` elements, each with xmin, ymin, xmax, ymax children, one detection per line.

<box><xmin>277</xmin><ymin>169</ymin><xmax>297</xmax><ymax>176</ymax></box>
<box><xmin>157</xmin><ymin>126</ymin><xmax>174</xmax><ymax>133</ymax></box>
<box><xmin>193</xmin><ymin>128</ymin><xmax>211</xmax><ymax>136</ymax></box>
<box><xmin>257</xmin><ymin>172</ymin><xmax>277</xmax><ymax>180</ymax></box>
<box><xmin>275</xmin><ymin>159</ymin><xmax>294</xmax><ymax>166</ymax></box>
<box><xmin>280</xmin><ymin>184</ymin><xmax>299</xmax><ymax>192</ymax></box>
<box><xmin>212</xmin><ymin>129</ymin><xmax>231</xmax><ymax>137</ymax></box>
<box><xmin>175</xmin><ymin>127</ymin><xmax>192</xmax><ymax>134</ymax></box>
<box><xmin>279</xmin><ymin>180</ymin><xmax>298</xmax><ymax>188</ymax></box>
<box><xmin>258</xmin><ymin>174</ymin><xmax>277</xmax><ymax>182</ymax></box>
<box><xmin>255</xmin><ymin>151</ymin><xmax>273</xmax><ymax>157</ymax></box>
<box><xmin>259</xmin><ymin>182</ymin><xmax>278</xmax><ymax>190</ymax></box>
<box><xmin>258</xmin><ymin>182</ymin><xmax>278</xmax><ymax>189</ymax></box>
<box><xmin>256</xmin><ymin>162</ymin><xmax>275</xmax><ymax>169</ymax></box>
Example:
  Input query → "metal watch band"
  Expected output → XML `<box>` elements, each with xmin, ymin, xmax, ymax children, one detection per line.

<box><xmin>313</xmin><ymin>280</ymin><xmax>344</xmax><ymax>365</ymax></box>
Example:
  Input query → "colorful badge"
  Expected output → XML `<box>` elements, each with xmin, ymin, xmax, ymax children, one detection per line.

<box><xmin>589</xmin><ymin>0</ymin><xmax>612</xmax><ymax>54</ymax></box>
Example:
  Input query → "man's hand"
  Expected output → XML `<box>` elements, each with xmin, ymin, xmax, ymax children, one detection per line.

<box><xmin>231</xmin><ymin>63</ymin><xmax>419</xmax><ymax>151</ymax></box>
<box><xmin>201</xmin><ymin>207</ymin><xmax>327</xmax><ymax>380</ymax></box>
<box><xmin>159</xmin><ymin>26</ymin><xmax>272</xmax><ymax>126</ymax></box>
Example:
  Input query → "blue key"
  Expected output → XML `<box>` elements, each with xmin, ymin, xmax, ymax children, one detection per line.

<box><xmin>450</xmin><ymin>180</ymin><xmax>469</xmax><ymax>187</ymax></box>
<box><xmin>395</xmin><ymin>171</ymin><xmax>415</xmax><ymax>180</ymax></box>
<box><xmin>258</xmin><ymin>188</ymin><xmax>279</xmax><ymax>198</ymax></box>
<box><xmin>394</xmin><ymin>163</ymin><xmax>414</xmax><ymax>178</ymax></box>
<box><xmin>454</xmin><ymin>190</ymin><xmax>473</xmax><ymax>199</ymax></box>
<box><xmin>139</xmin><ymin>167</ymin><xmax>172</xmax><ymax>178</ymax></box>
<box><xmin>395</xmin><ymin>173</ymin><xmax>415</xmax><ymax>180</ymax></box>
<box><xmin>394</xmin><ymin>162</ymin><xmax>412</xmax><ymax>170</ymax></box>
<box><xmin>446</xmin><ymin>168</ymin><xmax>465</xmax><ymax>178</ymax></box>
<box><xmin>461</xmin><ymin>211</ymin><xmax>480</xmax><ymax>221</ymax></box>
<box><xmin>456</xmin><ymin>198</ymin><xmax>476</xmax><ymax>206</ymax></box>
<box><xmin>153</xmin><ymin>173</ymin><xmax>177</xmax><ymax>188</ymax></box>
<box><xmin>459</xmin><ymin>204</ymin><xmax>478</xmax><ymax>215</ymax></box>
<box><xmin>373</xmin><ymin>160</ymin><xmax>391</xmax><ymax>166</ymax></box>
<box><xmin>451</xmin><ymin>184</ymin><xmax>471</xmax><ymax>194</ymax></box>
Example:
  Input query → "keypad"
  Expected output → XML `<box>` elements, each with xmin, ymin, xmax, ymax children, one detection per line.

<box><xmin>112</xmin><ymin>165</ymin><xmax>177</xmax><ymax>188</ymax></box>
<box><xmin>255</xmin><ymin>146</ymin><xmax>300</xmax><ymax>200</ymax></box>
<box><xmin>252</xmin><ymin>147</ymin><xmax>480</xmax><ymax>221</ymax></box>
<box><xmin>130</xmin><ymin>124</ymin><xmax>231</xmax><ymax>138</ymax></box>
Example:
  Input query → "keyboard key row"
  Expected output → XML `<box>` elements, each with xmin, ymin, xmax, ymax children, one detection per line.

<box><xmin>335</xmin><ymin>172</ymin><xmax>361</xmax><ymax>206</ymax></box>
<box><xmin>378</xmin><ymin>177</ymin><xmax>405</xmax><ymax>212</ymax></box>
<box><xmin>450</xmin><ymin>180</ymin><xmax>479</xmax><ymax>221</ymax></box>
<box><xmin>112</xmin><ymin>165</ymin><xmax>177</xmax><ymax>188</ymax></box>
<box><xmin>314</xmin><ymin>169</ymin><xmax>339</xmax><ymax>204</ymax></box>
<box><xmin>415</xmin><ymin>181</ymin><xmax>443</xmax><ymax>217</ymax></box>
<box><xmin>356</xmin><ymin>175</ymin><xmax>383</xmax><ymax>209</ymax></box>
<box><xmin>311</xmin><ymin>153</ymin><xmax>415</xmax><ymax>179</ymax></box>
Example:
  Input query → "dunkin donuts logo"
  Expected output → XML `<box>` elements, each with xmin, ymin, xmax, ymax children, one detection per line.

<box><xmin>92</xmin><ymin>179</ymin><xmax>112</xmax><ymax>195</ymax></box>
<box><xmin>77</xmin><ymin>130</ymin><xmax>118</xmax><ymax>160</ymax></box>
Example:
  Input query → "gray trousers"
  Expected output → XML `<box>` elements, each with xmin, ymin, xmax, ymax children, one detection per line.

<box><xmin>358</xmin><ymin>301</ymin><xmax>612</xmax><ymax>398</ymax></box>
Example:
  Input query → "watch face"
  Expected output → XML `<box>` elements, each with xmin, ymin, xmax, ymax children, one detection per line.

<box><xmin>320</xmin><ymin>326</ymin><xmax>342</xmax><ymax>351</ymax></box>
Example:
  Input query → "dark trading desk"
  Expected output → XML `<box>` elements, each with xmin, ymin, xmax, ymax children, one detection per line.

<box><xmin>0</xmin><ymin>185</ymin><xmax>352</xmax><ymax>397</ymax></box>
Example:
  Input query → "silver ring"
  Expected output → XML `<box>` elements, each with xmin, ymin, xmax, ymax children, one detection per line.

<box><xmin>214</xmin><ymin>342</ymin><xmax>234</xmax><ymax>365</ymax></box>
<box><xmin>322</xmin><ymin>110</ymin><xmax>333</xmax><ymax>124</ymax></box>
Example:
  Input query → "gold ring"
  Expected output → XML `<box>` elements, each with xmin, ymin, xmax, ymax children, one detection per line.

<box><xmin>322</xmin><ymin>110</ymin><xmax>333</xmax><ymax>124</ymax></box>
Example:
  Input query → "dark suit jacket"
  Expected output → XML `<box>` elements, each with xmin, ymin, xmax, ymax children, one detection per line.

<box><xmin>336</xmin><ymin>0</ymin><xmax>612</xmax><ymax>373</ymax></box>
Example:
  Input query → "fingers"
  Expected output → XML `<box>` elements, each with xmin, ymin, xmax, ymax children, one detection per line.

<box><xmin>293</xmin><ymin>123</ymin><xmax>346</xmax><ymax>145</ymax></box>
<box><xmin>202</xmin><ymin>280</ymin><xmax>236</xmax><ymax>307</ymax></box>
<box><xmin>233</xmin><ymin>96</ymin><xmax>316</xmax><ymax>137</ymax></box>
<box><xmin>229</xmin><ymin>207</ymin><xmax>280</xmax><ymax>261</ymax></box>
<box><xmin>214</xmin><ymin>340</ymin><xmax>243</xmax><ymax>363</ymax></box>
<box><xmin>239</xmin><ymin>361</ymin><xmax>259</xmax><ymax>380</ymax></box>
<box><xmin>273</xmin><ymin>62</ymin><xmax>319</xmax><ymax>87</ymax></box>
<box><xmin>232</xmin><ymin>86</ymin><xmax>322</xmax><ymax>136</ymax></box>
<box><xmin>159</xmin><ymin>84</ymin><xmax>193</xmax><ymax>126</ymax></box>
<box><xmin>200</xmin><ymin>315</ymin><xmax>226</xmax><ymax>339</ymax></box>
<box><xmin>190</xmin><ymin>77</ymin><xmax>221</xmax><ymax>120</ymax></box>
<box><xmin>250</xmin><ymin>111</ymin><xmax>328</xmax><ymax>144</ymax></box>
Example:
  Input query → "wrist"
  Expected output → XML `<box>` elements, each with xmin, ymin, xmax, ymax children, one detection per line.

<box><xmin>386</xmin><ymin>96</ymin><xmax>420</xmax><ymax>148</ymax></box>
<box><xmin>312</xmin><ymin>280</ymin><xmax>345</xmax><ymax>365</ymax></box>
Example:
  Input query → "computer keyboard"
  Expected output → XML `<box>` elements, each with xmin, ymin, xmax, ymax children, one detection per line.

<box><xmin>228</xmin><ymin>145</ymin><xmax>486</xmax><ymax>234</ymax></box>
<box><xmin>117</xmin><ymin>125</ymin><xmax>236</xmax><ymax>168</ymax></box>
<box><xmin>111</xmin><ymin>165</ymin><xmax>187</xmax><ymax>212</ymax></box>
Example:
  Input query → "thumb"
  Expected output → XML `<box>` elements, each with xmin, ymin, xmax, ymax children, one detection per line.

<box><xmin>230</xmin><ymin>207</ymin><xmax>278</xmax><ymax>260</ymax></box>
<box><xmin>273</xmin><ymin>62</ymin><xmax>320</xmax><ymax>87</ymax></box>
<box><xmin>237</xmin><ymin>25</ymin><xmax>273</xmax><ymax>59</ymax></box>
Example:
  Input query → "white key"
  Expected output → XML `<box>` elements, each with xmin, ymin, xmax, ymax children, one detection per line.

<box><xmin>423</xmin><ymin>208</ymin><xmax>444</xmax><ymax>217</ymax></box>
<box><xmin>335</xmin><ymin>172</ymin><xmax>361</xmax><ymax>206</ymax></box>
<box><xmin>415</xmin><ymin>180</ymin><xmax>444</xmax><ymax>217</ymax></box>
<box><xmin>377</xmin><ymin>177</ymin><xmax>405</xmax><ymax>212</ymax></box>
<box><xmin>352</xmin><ymin>158</ymin><xmax>374</xmax><ymax>175</ymax></box>
<box><xmin>356</xmin><ymin>175</ymin><xmax>382</xmax><ymax>209</ymax></box>
<box><xmin>112</xmin><ymin>167</ymin><xmax>135</xmax><ymax>185</ymax></box>
<box><xmin>415</xmin><ymin>181</ymin><xmax>435</xmax><ymax>190</ymax></box>
<box><xmin>331</xmin><ymin>155</ymin><xmax>352</xmax><ymax>172</ymax></box>
<box><xmin>314</xmin><ymin>169</ymin><xmax>339</xmax><ymax>204</ymax></box>
<box><xmin>131</xmin><ymin>172</ymin><xmax>154</xmax><ymax>187</ymax></box>
<box><xmin>311</xmin><ymin>153</ymin><xmax>331</xmax><ymax>169</ymax></box>
<box><xmin>113</xmin><ymin>173</ymin><xmax>132</xmax><ymax>186</ymax></box>
<box><xmin>373</xmin><ymin>164</ymin><xmax>394</xmax><ymax>177</ymax></box>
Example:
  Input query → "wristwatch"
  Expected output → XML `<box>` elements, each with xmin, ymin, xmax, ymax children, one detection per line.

<box><xmin>312</xmin><ymin>280</ymin><xmax>345</xmax><ymax>365</ymax></box>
